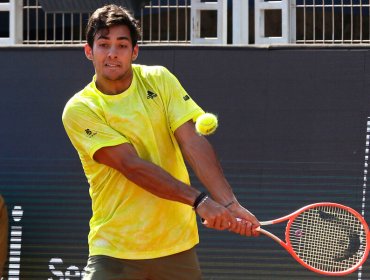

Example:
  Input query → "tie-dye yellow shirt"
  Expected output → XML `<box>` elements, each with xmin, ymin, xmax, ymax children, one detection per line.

<box><xmin>62</xmin><ymin>64</ymin><xmax>204</xmax><ymax>259</ymax></box>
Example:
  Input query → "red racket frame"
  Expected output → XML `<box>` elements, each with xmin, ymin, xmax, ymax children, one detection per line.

<box><xmin>257</xmin><ymin>202</ymin><xmax>370</xmax><ymax>276</ymax></box>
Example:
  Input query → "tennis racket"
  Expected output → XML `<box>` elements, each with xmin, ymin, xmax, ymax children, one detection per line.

<box><xmin>203</xmin><ymin>202</ymin><xmax>370</xmax><ymax>275</ymax></box>
<box><xmin>254</xmin><ymin>202</ymin><xmax>369</xmax><ymax>276</ymax></box>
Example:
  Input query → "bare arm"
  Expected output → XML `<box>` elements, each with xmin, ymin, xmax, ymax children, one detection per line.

<box><xmin>175</xmin><ymin>122</ymin><xmax>235</xmax><ymax>205</ymax></box>
<box><xmin>175</xmin><ymin>121</ymin><xmax>260</xmax><ymax>235</ymax></box>
<box><xmin>93</xmin><ymin>142</ymin><xmax>234</xmax><ymax>230</ymax></box>
<box><xmin>94</xmin><ymin>143</ymin><xmax>198</xmax><ymax>205</ymax></box>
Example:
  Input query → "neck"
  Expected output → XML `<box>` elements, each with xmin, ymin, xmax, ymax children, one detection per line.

<box><xmin>95</xmin><ymin>70</ymin><xmax>134</xmax><ymax>95</ymax></box>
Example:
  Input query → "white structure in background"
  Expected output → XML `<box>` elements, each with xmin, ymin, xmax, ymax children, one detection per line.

<box><xmin>254</xmin><ymin>0</ymin><xmax>296</xmax><ymax>44</ymax></box>
<box><xmin>8</xmin><ymin>206</ymin><xmax>23</xmax><ymax>280</ymax></box>
<box><xmin>190</xmin><ymin>0</ymin><xmax>227</xmax><ymax>44</ymax></box>
<box><xmin>191</xmin><ymin>0</ymin><xmax>296</xmax><ymax>45</ymax></box>
<box><xmin>0</xmin><ymin>0</ymin><xmax>22</xmax><ymax>45</ymax></box>
<box><xmin>3</xmin><ymin>0</ymin><xmax>366</xmax><ymax>46</ymax></box>
<box><xmin>232</xmin><ymin>0</ymin><xmax>249</xmax><ymax>44</ymax></box>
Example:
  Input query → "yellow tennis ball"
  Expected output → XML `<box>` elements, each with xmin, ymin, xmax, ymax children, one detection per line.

<box><xmin>195</xmin><ymin>113</ymin><xmax>218</xmax><ymax>135</ymax></box>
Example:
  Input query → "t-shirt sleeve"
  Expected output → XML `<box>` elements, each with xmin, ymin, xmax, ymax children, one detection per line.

<box><xmin>62</xmin><ymin>100</ymin><xmax>129</xmax><ymax>159</ymax></box>
<box><xmin>160</xmin><ymin>67</ymin><xmax>204</xmax><ymax>132</ymax></box>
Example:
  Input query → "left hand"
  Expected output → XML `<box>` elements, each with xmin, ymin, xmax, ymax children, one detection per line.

<box><xmin>226</xmin><ymin>201</ymin><xmax>260</xmax><ymax>237</ymax></box>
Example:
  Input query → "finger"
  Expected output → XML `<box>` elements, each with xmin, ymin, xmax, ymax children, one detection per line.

<box><xmin>214</xmin><ymin>217</ymin><xmax>224</xmax><ymax>230</ymax></box>
<box><xmin>220</xmin><ymin>220</ymin><xmax>230</xmax><ymax>230</ymax></box>
<box><xmin>239</xmin><ymin>220</ymin><xmax>253</xmax><ymax>237</ymax></box>
<box><xmin>201</xmin><ymin>218</ymin><xmax>214</xmax><ymax>228</ymax></box>
<box><xmin>234</xmin><ymin>219</ymin><xmax>245</xmax><ymax>236</ymax></box>
<box><xmin>245</xmin><ymin>221</ymin><xmax>253</xmax><ymax>237</ymax></box>
<box><xmin>252</xmin><ymin>225</ymin><xmax>260</xmax><ymax>237</ymax></box>
<box><xmin>229</xmin><ymin>221</ymin><xmax>238</xmax><ymax>232</ymax></box>
<box><xmin>228</xmin><ymin>218</ymin><xmax>245</xmax><ymax>234</ymax></box>
<box><xmin>218</xmin><ymin>215</ymin><xmax>235</xmax><ymax>230</ymax></box>
<box><xmin>246</xmin><ymin>212</ymin><xmax>260</xmax><ymax>226</ymax></box>
<box><xmin>238</xmin><ymin>209</ymin><xmax>260</xmax><ymax>227</ymax></box>
<box><xmin>251</xmin><ymin>216</ymin><xmax>260</xmax><ymax>226</ymax></box>
<box><xmin>203</xmin><ymin>217</ymin><xmax>239</xmax><ymax>231</ymax></box>
<box><xmin>230</xmin><ymin>219</ymin><xmax>242</xmax><ymax>234</ymax></box>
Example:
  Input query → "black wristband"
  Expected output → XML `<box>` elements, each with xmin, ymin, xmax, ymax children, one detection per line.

<box><xmin>193</xmin><ymin>192</ymin><xmax>207</xmax><ymax>210</ymax></box>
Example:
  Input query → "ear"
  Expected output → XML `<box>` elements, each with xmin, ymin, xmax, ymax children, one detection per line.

<box><xmin>84</xmin><ymin>43</ymin><xmax>93</xmax><ymax>61</ymax></box>
<box><xmin>132</xmin><ymin>45</ymin><xmax>139</xmax><ymax>62</ymax></box>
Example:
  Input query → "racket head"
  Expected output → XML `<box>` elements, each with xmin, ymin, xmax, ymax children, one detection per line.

<box><xmin>284</xmin><ymin>202</ymin><xmax>370</xmax><ymax>276</ymax></box>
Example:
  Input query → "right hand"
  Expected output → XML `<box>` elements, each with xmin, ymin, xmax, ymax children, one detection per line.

<box><xmin>195</xmin><ymin>197</ymin><xmax>238</xmax><ymax>231</ymax></box>
<box><xmin>198</xmin><ymin>199</ymin><xmax>260</xmax><ymax>237</ymax></box>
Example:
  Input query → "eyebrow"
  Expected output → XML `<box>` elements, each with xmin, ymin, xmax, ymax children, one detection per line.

<box><xmin>97</xmin><ymin>35</ymin><xmax>130</xmax><ymax>41</ymax></box>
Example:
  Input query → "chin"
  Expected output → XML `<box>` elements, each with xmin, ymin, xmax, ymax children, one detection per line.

<box><xmin>103</xmin><ymin>73</ymin><xmax>125</xmax><ymax>81</ymax></box>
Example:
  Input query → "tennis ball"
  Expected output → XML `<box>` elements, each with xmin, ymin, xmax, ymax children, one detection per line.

<box><xmin>195</xmin><ymin>113</ymin><xmax>218</xmax><ymax>135</ymax></box>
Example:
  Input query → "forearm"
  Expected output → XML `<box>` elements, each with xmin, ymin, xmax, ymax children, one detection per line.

<box><xmin>118</xmin><ymin>156</ymin><xmax>200</xmax><ymax>206</ymax></box>
<box><xmin>93</xmin><ymin>143</ymin><xmax>201</xmax><ymax>206</ymax></box>
<box><xmin>181</xmin><ymin>136</ymin><xmax>236</xmax><ymax>205</ymax></box>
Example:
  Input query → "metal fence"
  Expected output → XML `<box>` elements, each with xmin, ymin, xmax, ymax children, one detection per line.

<box><xmin>22</xmin><ymin>0</ymin><xmax>191</xmax><ymax>45</ymax></box>
<box><xmin>295</xmin><ymin>0</ymin><xmax>370</xmax><ymax>44</ymax></box>
<box><xmin>2</xmin><ymin>0</ymin><xmax>370</xmax><ymax>45</ymax></box>
<box><xmin>24</xmin><ymin>0</ymin><xmax>87</xmax><ymax>44</ymax></box>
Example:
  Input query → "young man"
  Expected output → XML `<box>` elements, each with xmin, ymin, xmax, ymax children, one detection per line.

<box><xmin>62</xmin><ymin>4</ymin><xmax>259</xmax><ymax>280</ymax></box>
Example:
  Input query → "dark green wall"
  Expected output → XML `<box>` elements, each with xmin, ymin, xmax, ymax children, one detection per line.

<box><xmin>1</xmin><ymin>46</ymin><xmax>370</xmax><ymax>279</ymax></box>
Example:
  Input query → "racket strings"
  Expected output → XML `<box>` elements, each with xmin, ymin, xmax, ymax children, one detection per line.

<box><xmin>288</xmin><ymin>206</ymin><xmax>367</xmax><ymax>273</ymax></box>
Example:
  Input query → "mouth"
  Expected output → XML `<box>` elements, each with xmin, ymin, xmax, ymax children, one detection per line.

<box><xmin>105</xmin><ymin>63</ymin><xmax>120</xmax><ymax>68</ymax></box>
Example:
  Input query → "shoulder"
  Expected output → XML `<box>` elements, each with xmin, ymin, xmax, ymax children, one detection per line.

<box><xmin>63</xmin><ymin>90</ymin><xmax>86</xmax><ymax>114</ymax></box>
<box><xmin>133</xmin><ymin>64</ymin><xmax>173</xmax><ymax>80</ymax></box>
<box><xmin>62</xmin><ymin>84</ymin><xmax>97</xmax><ymax>121</ymax></box>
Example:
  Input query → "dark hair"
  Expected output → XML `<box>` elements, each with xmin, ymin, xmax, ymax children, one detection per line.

<box><xmin>86</xmin><ymin>4</ymin><xmax>141</xmax><ymax>48</ymax></box>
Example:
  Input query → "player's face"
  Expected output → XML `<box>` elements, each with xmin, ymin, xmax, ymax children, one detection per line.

<box><xmin>84</xmin><ymin>25</ymin><xmax>139</xmax><ymax>92</ymax></box>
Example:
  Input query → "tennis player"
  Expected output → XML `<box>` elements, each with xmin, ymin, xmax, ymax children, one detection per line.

<box><xmin>0</xmin><ymin>194</ymin><xmax>8</xmax><ymax>279</ymax></box>
<box><xmin>62</xmin><ymin>4</ymin><xmax>259</xmax><ymax>280</ymax></box>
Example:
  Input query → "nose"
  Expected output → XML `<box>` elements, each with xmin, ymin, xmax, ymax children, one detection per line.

<box><xmin>108</xmin><ymin>46</ymin><xmax>118</xmax><ymax>59</ymax></box>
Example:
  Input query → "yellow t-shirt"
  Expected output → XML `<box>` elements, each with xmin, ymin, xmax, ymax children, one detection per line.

<box><xmin>62</xmin><ymin>64</ymin><xmax>205</xmax><ymax>259</ymax></box>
